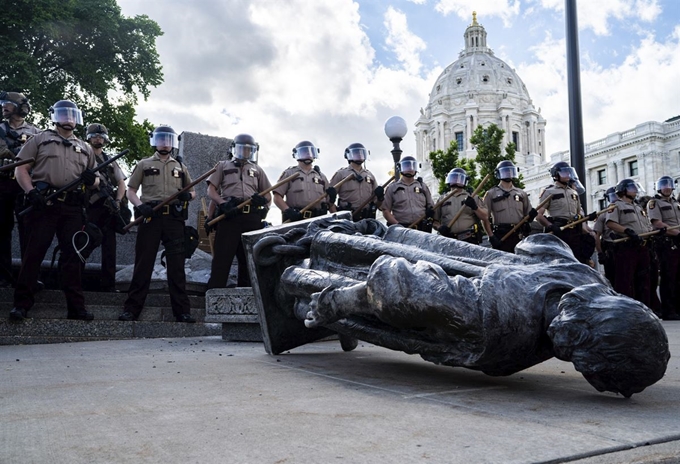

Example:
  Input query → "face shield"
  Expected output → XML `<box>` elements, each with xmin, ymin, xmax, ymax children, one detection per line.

<box><xmin>446</xmin><ymin>171</ymin><xmax>468</xmax><ymax>188</ymax></box>
<box><xmin>294</xmin><ymin>145</ymin><xmax>319</xmax><ymax>161</ymax></box>
<box><xmin>234</xmin><ymin>143</ymin><xmax>259</xmax><ymax>163</ymax></box>
<box><xmin>51</xmin><ymin>107</ymin><xmax>83</xmax><ymax>128</ymax></box>
<box><xmin>346</xmin><ymin>147</ymin><xmax>368</xmax><ymax>162</ymax></box>
<box><xmin>87</xmin><ymin>132</ymin><xmax>109</xmax><ymax>142</ymax></box>
<box><xmin>496</xmin><ymin>165</ymin><xmax>517</xmax><ymax>180</ymax></box>
<box><xmin>557</xmin><ymin>166</ymin><xmax>586</xmax><ymax>195</ymax></box>
<box><xmin>656</xmin><ymin>177</ymin><xmax>675</xmax><ymax>194</ymax></box>
<box><xmin>399</xmin><ymin>159</ymin><xmax>418</xmax><ymax>174</ymax></box>
<box><xmin>150</xmin><ymin>132</ymin><xmax>178</xmax><ymax>150</ymax></box>
<box><xmin>605</xmin><ymin>191</ymin><xmax>618</xmax><ymax>203</ymax></box>
<box><xmin>625</xmin><ymin>181</ymin><xmax>645</xmax><ymax>200</ymax></box>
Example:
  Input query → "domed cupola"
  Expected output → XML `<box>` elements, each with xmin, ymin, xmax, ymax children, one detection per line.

<box><xmin>463</xmin><ymin>11</ymin><xmax>489</xmax><ymax>54</ymax></box>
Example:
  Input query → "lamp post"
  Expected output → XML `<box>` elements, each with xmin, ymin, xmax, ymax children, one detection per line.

<box><xmin>384</xmin><ymin>116</ymin><xmax>408</xmax><ymax>180</ymax></box>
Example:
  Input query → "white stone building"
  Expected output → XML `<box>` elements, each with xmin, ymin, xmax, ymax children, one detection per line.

<box><xmin>416</xmin><ymin>14</ymin><xmax>680</xmax><ymax>212</ymax></box>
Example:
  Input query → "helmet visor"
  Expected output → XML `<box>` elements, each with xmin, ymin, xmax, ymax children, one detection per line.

<box><xmin>234</xmin><ymin>143</ymin><xmax>258</xmax><ymax>162</ymax></box>
<box><xmin>399</xmin><ymin>159</ymin><xmax>418</xmax><ymax>173</ymax></box>
<box><xmin>294</xmin><ymin>145</ymin><xmax>318</xmax><ymax>161</ymax></box>
<box><xmin>606</xmin><ymin>191</ymin><xmax>618</xmax><ymax>203</ymax></box>
<box><xmin>496</xmin><ymin>165</ymin><xmax>517</xmax><ymax>180</ymax></box>
<box><xmin>446</xmin><ymin>171</ymin><xmax>467</xmax><ymax>187</ymax></box>
<box><xmin>346</xmin><ymin>147</ymin><xmax>368</xmax><ymax>161</ymax></box>
<box><xmin>656</xmin><ymin>177</ymin><xmax>675</xmax><ymax>192</ymax></box>
<box><xmin>150</xmin><ymin>132</ymin><xmax>178</xmax><ymax>149</ymax></box>
<box><xmin>51</xmin><ymin>107</ymin><xmax>83</xmax><ymax>127</ymax></box>
<box><xmin>87</xmin><ymin>132</ymin><xmax>109</xmax><ymax>142</ymax></box>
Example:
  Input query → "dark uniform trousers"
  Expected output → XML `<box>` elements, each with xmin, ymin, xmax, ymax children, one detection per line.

<box><xmin>492</xmin><ymin>224</ymin><xmax>523</xmax><ymax>253</ymax></box>
<box><xmin>87</xmin><ymin>200</ymin><xmax>117</xmax><ymax>290</ymax></box>
<box><xmin>14</xmin><ymin>202</ymin><xmax>85</xmax><ymax>312</ymax></box>
<box><xmin>0</xmin><ymin>178</ymin><xmax>26</xmax><ymax>283</ymax></box>
<box><xmin>207</xmin><ymin>213</ymin><xmax>264</xmax><ymax>289</ymax></box>
<box><xmin>124</xmin><ymin>215</ymin><xmax>190</xmax><ymax>318</ymax></box>
<box><xmin>552</xmin><ymin>226</ymin><xmax>593</xmax><ymax>264</ymax></box>
<box><xmin>656</xmin><ymin>238</ymin><xmax>680</xmax><ymax>316</ymax></box>
<box><xmin>611</xmin><ymin>243</ymin><xmax>651</xmax><ymax>308</ymax></box>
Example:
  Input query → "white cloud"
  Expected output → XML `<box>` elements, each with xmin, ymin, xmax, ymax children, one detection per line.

<box><xmin>384</xmin><ymin>6</ymin><xmax>427</xmax><ymax>75</ymax></box>
<box><xmin>433</xmin><ymin>0</ymin><xmax>521</xmax><ymax>27</ymax></box>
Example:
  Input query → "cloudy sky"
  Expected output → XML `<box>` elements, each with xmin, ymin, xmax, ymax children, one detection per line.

<box><xmin>117</xmin><ymin>0</ymin><xmax>680</xmax><ymax>182</ymax></box>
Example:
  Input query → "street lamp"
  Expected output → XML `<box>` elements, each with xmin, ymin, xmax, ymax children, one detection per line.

<box><xmin>384</xmin><ymin>116</ymin><xmax>408</xmax><ymax>180</ymax></box>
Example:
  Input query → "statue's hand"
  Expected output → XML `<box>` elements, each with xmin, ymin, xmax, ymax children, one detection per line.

<box><xmin>305</xmin><ymin>287</ymin><xmax>335</xmax><ymax>328</ymax></box>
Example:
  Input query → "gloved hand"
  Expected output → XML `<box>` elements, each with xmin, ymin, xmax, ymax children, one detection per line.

<box><xmin>425</xmin><ymin>206</ymin><xmax>435</xmax><ymax>221</ymax></box>
<box><xmin>597</xmin><ymin>252</ymin><xmax>607</xmax><ymax>264</ymax></box>
<box><xmin>463</xmin><ymin>196</ymin><xmax>478</xmax><ymax>210</ymax></box>
<box><xmin>656</xmin><ymin>227</ymin><xmax>667</xmax><ymax>237</ymax></box>
<box><xmin>624</xmin><ymin>228</ymin><xmax>642</xmax><ymax>245</ymax></box>
<box><xmin>218</xmin><ymin>202</ymin><xmax>240</xmax><ymax>219</ymax></box>
<box><xmin>134</xmin><ymin>203</ymin><xmax>154</xmax><ymax>219</ymax></box>
<box><xmin>177</xmin><ymin>191</ymin><xmax>192</xmax><ymax>202</ymax></box>
<box><xmin>437</xmin><ymin>225</ymin><xmax>451</xmax><ymax>236</ymax></box>
<box><xmin>374</xmin><ymin>185</ymin><xmax>385</xmax><ymax>201</ymax></box>
<box><xmin>204</xmin><ymin>216</ymin><xmax>214</xmax><ymax>235</ymax></box>
<box><xmin>587</xmin><ymin>211</ymin><xmax>597</xmax><ymax>221</ymax></box>
<box><xmin>27</xmin><ymin>188</ymin><xmax>46</xmax><ymax>211</ymax></box>
<box><xmin>283</xmin><ymin>208</ymin><xmax>303</xmax><ymax>222</ymax></box>
<box><xmin>548</xmin><ymin>223</ymin><xmax>562</xmax><ymax>234</ymax></box>
<box><xmin>489</xmin><ymin>234</ymin><xmax>502</xmax><ymax>249</ymax></box>
<box><xmin>81</xmin><ymin>168</ymin><xmax>97</xmax><ymax>187</ymax></box>
<box><xmin>326</xmin><ymin>186</ymin><xmax>337</xmax><ymax>204</ymax></box>
<box><xmin>528</xmin><ymin>208</ymin><xmax>538</xmax><ymax>221</ymax></box>
<box><xmin>250</xmin><ymin>193</ymin><xmax>267</xmax><ymax>207</ymax></box>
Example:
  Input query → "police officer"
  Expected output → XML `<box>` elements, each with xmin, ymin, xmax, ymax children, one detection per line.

<box><xmin>605</xmin><ymin>178</ymin><xmax>654</xmax><ymax>306</ymax></box>
<box><xmin>0</xmin><ymin>91</ymin><xmax>41</xmax><ymax>287</ymax></box>
<box><xmin>330</xmin><ymin>142</ymin><xmax>383</xmax><ymax>221</ymax></box>
<box><xmin>435</xmin><ymin>168</ymin><xmax>488</xmax><ymax>244</ymax></box>
<box><xmin>85</xmin><ymin>123</ymin><xmax>127</xmax><ymax>292</ymax></box>
<box><xmin>382</xmin><ymin>156</ymin><xmax>434</xmax><ymax>232</ymax></box>
<box><xmin>593</xmin><ymin>187</ymin><xmax>617</xmax><ymax>283</ymax></box>
<box><xmin>536</xmin><ymin>161</ymin><xmax>596</xmax><ymax>264</ymax></box>
<box><xmin>483</xmin><ymin>160</ymin><xmax>536</xmax><ymax>253</ymax></box>
<box><xmin>646</xmin><ymin>176</ymin><xmax>680</xmax><ymax>320</ymax></box>
<box><xmin>119</xmin><ymin>126</ymin><xmax>195</xmax><ymax>322</ymax></box>
<box><xmin>273</xmin><ymin>141</ymin><xmax>335</xmax><ymax>222</ymax></box>
<box><xmin>9</xmin><ymin>100</ymin><xmax>99</xmax><ymax>321</ymax></box>
<box><xmin>206</xmin><ymin>133</ymin><xmax>271</xmax><ymax>289</ymax></box>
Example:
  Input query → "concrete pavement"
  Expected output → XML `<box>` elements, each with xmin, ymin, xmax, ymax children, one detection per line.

<box><xmin>1</xmin><ymin>323</ymin><xmax>679</xmax><ymax>464</ymax></box>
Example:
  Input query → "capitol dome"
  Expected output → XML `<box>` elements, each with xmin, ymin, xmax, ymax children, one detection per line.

<box><xmin>415</xmin><ymin>13</ymin><xmax>546</xmax><ymax>188</ymax></box>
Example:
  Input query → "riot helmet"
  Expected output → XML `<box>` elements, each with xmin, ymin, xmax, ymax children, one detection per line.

<box><xmin>549</xmin><ymin>161</ymin><xmax>585</xmax><ymax>194</ymax></box>
<box><xmin>399</xmin><ymin>156</ymin><xmax>419</xmax><ymax>178</ymax></box>
<box><xmin>604</xmin><ymin>187</ymin><xmax>617</xmax><ymax>204</ymax></box>
<box><xmin>292</xmin><ymin>140</ymin><xmax>319</xmax><ymax>163</ymax></box>
<box><xmin>615</xmin><ymin>178</ymin><xmax>644</xmax><ymax>201</ymax></box>
<box><xmin>231</xmin><ymin>133</ymin><xmax>259</xmax><ymax>163</ymax></box>
<box><xmin>495</xmin><ymin>160</ymin><xmax>517</xmax><ymax>181</ymax></box>
<box><xmin>344</xmin><ymin>143</ymin><xmax>369</xmax><ymax>164</ymax></box>
<box><xmin>49</xmin><ymin>100</ymin><xmax>83</xmax><ymax>130</ymax></box>
<box><xmin>655</xmin><ymin>176</ymin><xmax>675</xmax><ymax>195</ymax></box>
<box><xmin>150</xmin><ymin>125</ymin><xmax>178</xmax><ymax>155</ymax></box>
<box><xmin>0</xmin><ymin>91</ymin><xmax>31</xmax><ymax>118</ymax></box>
<box><xmin>86</xmin><ymin>123</ymin><xmax>109</xmax><ymax>148</ymax></box>
<box><xmin>446</xmin><ymin>168</ymin><xmax>468</xmax><ymax>188</ymax></box>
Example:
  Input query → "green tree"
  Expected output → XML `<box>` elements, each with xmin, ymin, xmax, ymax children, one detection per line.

<box><xmin>0</xmin><ymin>0</ymin><xmax>163</xmax><ymax>164</ymax></box>
<box><xmin>470</xmin><ymin>123</ymin><xmax>524</xmax><ymax>198</ymax></box>
<box><xmin>428</xmin><ymin>140</ymin><xmax>478</xmax><ymax>195</ymax></box>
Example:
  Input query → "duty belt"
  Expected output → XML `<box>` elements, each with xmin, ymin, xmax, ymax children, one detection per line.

<box><xmin>451</xmin><ymin>227</ymin><xmax>476</xmax><ymax>241</ymax></box>
<box><xmin>146</xmin><ymin>201</ymin><xmax>185</xmax><ymax>218</ymax></box>
<box><xmin>43</xmin><ymin>187</ymin><xmax>85</xmax><ymax>206</ymax></box>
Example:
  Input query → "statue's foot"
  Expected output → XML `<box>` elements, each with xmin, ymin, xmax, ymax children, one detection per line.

<box><xmin>304</xmin><ymin>286</ymin><xmax>338</xmax><ymax>328</ymax></box>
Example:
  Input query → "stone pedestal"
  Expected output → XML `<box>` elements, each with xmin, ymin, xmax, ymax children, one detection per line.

<box><xmin>205</xmin><ymin>288</ymin><xmax>262</xmax><ymax>342</ymax></box>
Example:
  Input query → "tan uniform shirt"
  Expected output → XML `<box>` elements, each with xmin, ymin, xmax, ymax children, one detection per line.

<box><xmin>330</xmin><ymin>166</ymin><xmax>378</xmax><ymax>210</ymax></box>
<box><xmin>207</xmin><ymin>160</ymin><xmax>271</xmax><ymax>201</ymax></box>
<box><xmin>539</xmin><ymin>183</ymin><xmax>584</xmax><ymax>221</ymax></box>
<box><xmin>435</xmin><ymin>190</ymin><xmax>482</xmax><ymax>233</ymax></box>
<box><xmin>89</xmin><ymin>152</ymin><xmax>127</xmax><ymax>205</ymax></box>
<box><xmin>647</xmin><ymin>195</ymin><xmax>680</xmax><ymax>227</ymax></box>
<box><xmin>17</xmin><ymin>130</ymin><xmax>96</xmax><ymax>188</ymax></box>
<box><xmin>128</xmin><ymin>153</ymin><xmax>194</xmax><ymax>204</ymax></box>
<box><xmin>593</xmin><ymin>210</ymin><xmax>614</xmax><ymax>241</ymax></box>
<box><xmin>273</xmin><ymin>166</ymin><xmax>329</xmax><ymax>209</ymax></box>
<box><xmin>483</xmin><ymin>185</ymin><xmax>531</xmax><ymax>225</ymax></box>
<box><xmin>606</xmin><ymin>199</ymin><xmax>653</xmax><ymax>235</ymax></box>
<box><xmin>382</xmin><ymin>178</ymin><xmax>434</xmax><ymax>225</ymax></box>
<box><xmin>0</xmin><ymin>120</ymin><xmax>41</xmax><ymax>159</ymax></box>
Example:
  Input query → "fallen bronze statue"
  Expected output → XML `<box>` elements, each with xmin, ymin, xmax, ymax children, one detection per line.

<box><xmin>242</xmin><ymin>215</ymin><xmax>669</xmax><ymax>398</ymax></box>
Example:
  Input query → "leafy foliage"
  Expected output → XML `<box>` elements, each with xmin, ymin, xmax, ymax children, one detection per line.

<box><xmin>470</xmin><ymin>123</ymin><xmax>524</xmax><ymax>198</ymax></box>
<box><xmin>428</xmin><ymin>140</ymin><xmax>478</xmax><ymax>195</ymax></box>
<box><xmin>0</xmin><ymin>0</ymin><xmax>163</xmax><ymax>164</ymax></box>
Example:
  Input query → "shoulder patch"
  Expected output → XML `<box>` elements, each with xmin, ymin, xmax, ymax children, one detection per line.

<box><xmin>648</xmin><ymin>199</ymin><xmax>656</xmax><ymax>210</ymax></box>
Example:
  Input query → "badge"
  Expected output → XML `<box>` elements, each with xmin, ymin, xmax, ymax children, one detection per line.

<box><xmin>514</xmin><ymin>194</ymin><xmax>520</xmax><ymax>202</ymax></box>
<box><xmin>313</xmin><ymin>177</ymin><xmax>320</xmax><ymax>184</ymax></box>
<box><xmin>571</xmin><ymin>194</ymin><xmax>578</xmax><ymax>201</ymax></box>
<box><xmin>19</xmin><ymin>134</ymin><xmax>28</xmax><ymax>142</ymax></box>
<box><xmin>75</xmin><ymin>146</ymin><xmax>82</xmax><ymax>153</ymax></box>
<box><xmin>642</xmin><ymin>209</ymin><xmax>648</xmax><ymax>217</ymax></box>
<box><xmin>366</xmin><ymin>176</ymin><xmax>373</xmax><ymax>184</ymax></box>
<box><xmin>249</xmin><ymin>168</ymin><xmax>255</xmax><ymax>177</ymax></box>
<box><xmin>415</xmin><ymin>187</ymin><xmax>421</xmax><ymax>194</ymax></box>
<box><xmin>172</xmin><ymin>168</ymin><xmax>180</xmax><ymax>178</ymax></box>
<box><xmin>648</xmin><ymin>200</ymin><xmax>656</xmax><ymax>210</ymax></box>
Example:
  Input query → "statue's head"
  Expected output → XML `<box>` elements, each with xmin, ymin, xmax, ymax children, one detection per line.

<box><xmin>547</xmin><ymin>283</ymin><xmax>669</xmax><ymax>398</ymax></box>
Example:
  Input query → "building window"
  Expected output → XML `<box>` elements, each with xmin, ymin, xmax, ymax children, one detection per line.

<box><xmin>482</xmin><ymin>75</ymin><xmax>489</xmax><ymax>83</ymax></box>
<box><xmin>456</xmin><ymin>77</ymin><xmax>462</xmax><ymax>85</ymax></box>
<box><xmin>455</xmin><ymin>132</ymin><xmax>464</xmax><ymax>151</ymax></box>
<box><xmin>512</xmin><ymin>131</ymin><xmax>520</xmax><ymax>151</ymax></box>
<box><xmin>436</xmin><ymin>85</ymin><xmax>441</xmax><ymax>92</ymax></box>
<box><xmin>597</xmin><ymin>169</ymin><xmax>607</xmax><ymax>185</ymax></box>
<box><xmin>629</xmin><ymin>160</ymin><xmax>638</xmax><ymax>177</ymax></box>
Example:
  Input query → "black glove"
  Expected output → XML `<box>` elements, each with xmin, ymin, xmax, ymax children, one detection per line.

<box><xmin>218</xmin><ymin>202</ymin><xmax>240</xmax><ymax>219</ymax></box>
<box><xmin>597</xmin><ymin>252</ymin><xmax>607</xmax><ymax>264</ymax></box>
<box><xmin>426</xmin><ymin>206</ymin><xmax>435</xmax><ymax>220</ymax></box>
<box><xmin>528</xmin><ymin>208</ymin><xmax>538</xmax><ymax>221</ymax></box>
<box><xmin>437</xmin><ymin>225</ymin><xmax>451</xmax><ymax>236</ymax></box>
<box><xmin>656</xmin><ymin>227</ymin><xmax>667</xmax><ymax>237</ymax></box>
<box><xmin>463</xmin><ymin>196</ymin><xmax>478</xmax><ymax>210</ymax></box>
<box><xmin>283</xmin><ymin>208</ymin><xmax>303</xmax><ymax>222</ymax></box>
<box><xmin>624</xmin><ymin>228</ymin><xmax>642</xmax><ymax>245</ymax></box>
<box><xmin>374</xmin><ymin>186</ymin><xmax>385</xmax><ymax>201</ymax></box>
<box><xmin>134</xmin><ymin>203</ymin><xmax>154</xmax><ymax>219</ymax></box>
<box><xmin>326</xmin><ymin>186</ymin><xmax>337</xmax><ymax>203</ymax></box>
<box><xmin>27</xmin><ymin>188</ymin><xmax>46</xmax><ymax>211</ymax></box>
<box><xmin>204</xmin><ymin>216</ymin><xmax>214</xmax><ymax>235</ymax></box>
<box><xmin>250</xmin><ymin>193</ymin><xmax>267</xmax><ymax>207</ymax></box>
<box><xmin>587</xmin><ymin>211</ymin><xmax>597</xmax><ymax>221</ymax></box>
<box><xmin>489</xmin><ymin>234</ymin><xmax>502</xmax><ymax>249</ymax></box>
<box><xmin>177</xmin><ymin>191</ymin><xmax>192</xmax><ymax>202</ymax></box>
<box><xmin>549</xmin><ymin>223</ymin><xmax>562</xmax><ymax>234</ymax></box>
<box><xmin>81</xmin><ymin>168</ymin><xmax>97</xmax><ymax>187</ymax></box>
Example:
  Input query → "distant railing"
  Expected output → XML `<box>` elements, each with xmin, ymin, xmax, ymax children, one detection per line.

<box><xmin>586</xmin><ymin>139</ymin><xmax>607</xmax><ymax>151</ymax></box>
<box><xmin>621</xmin><ymin>129</ymin><xmax>636</xmax><ymax>139</ymax></box>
